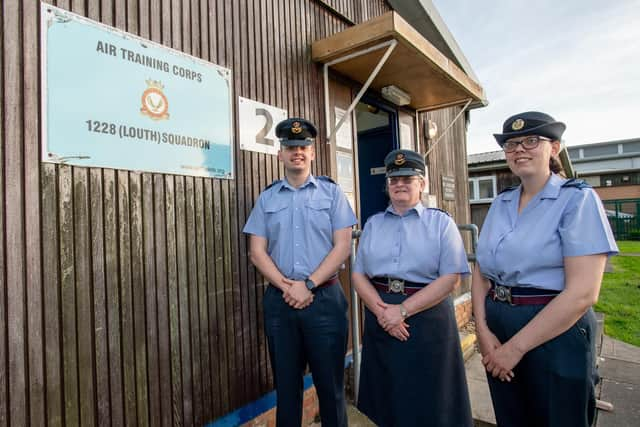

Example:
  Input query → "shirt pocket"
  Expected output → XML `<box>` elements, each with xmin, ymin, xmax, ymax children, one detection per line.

<box><xmin>305</xmin><ymin>198</ymin><xmax>332</xmax><ymax>234</ymax></box>
<box><xmin>264</xmin><ymin>201</ymin><xmax>289</xmax><ymax>238</ymax></box>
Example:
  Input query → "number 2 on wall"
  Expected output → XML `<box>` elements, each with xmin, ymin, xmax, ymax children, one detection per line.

<box><xmin>255</xmin><ymin>108</ymin><xmax>274</xmax><ymax>146</ymax></box>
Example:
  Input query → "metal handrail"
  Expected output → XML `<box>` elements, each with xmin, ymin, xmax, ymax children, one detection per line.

<box><xmin>457</xmin><ymin>223</ymin><xmax>479</xmax><ymax>262</ymax></box>
<box><xmin>350</xmin><ymin>228</ymin><xmax>362</xmax><ymax>403</ymax></box>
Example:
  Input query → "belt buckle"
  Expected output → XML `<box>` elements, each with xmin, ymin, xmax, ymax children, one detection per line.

<box><xmin>494</xmin><ymin>285</ymin><xmax>513</xmax><ymax>305</ymax></box>
<box><xmin>388</xmin><ymin>279</ymin><xmax>406</xmax><ymax>295</ymax></box>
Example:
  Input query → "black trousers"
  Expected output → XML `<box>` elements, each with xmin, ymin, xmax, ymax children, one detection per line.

<box><xmin>263</xmin><ymin>283</ymin><xmax>348</xmax><ymax>427</ymax></box>
<box><xmin>485</xmin><ymin>297</ymin><xmax>598</xmax><ymax>427</ymax></box>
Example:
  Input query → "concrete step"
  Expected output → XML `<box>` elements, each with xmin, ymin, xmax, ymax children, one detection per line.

<box><xmin>460</xmin><ymin>331</ymin><xmax>477</xmax><ymax>362</ymax></box>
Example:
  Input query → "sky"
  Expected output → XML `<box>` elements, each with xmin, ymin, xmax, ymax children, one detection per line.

<box><xmin>431</xmin><ymin>0</ymin><xmax>640</xmax><ymax>154</ymax></box>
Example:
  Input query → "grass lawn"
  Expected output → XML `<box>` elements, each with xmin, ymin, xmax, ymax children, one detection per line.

<box><xmin>616</xmin><ymin>240</ymin><xmax>640</xmax><ymax>253</ymax></box>
<box><xmin>594</xmin><ymin>240</ymin><xmax>640</xmax><ymax>346</ymax></box>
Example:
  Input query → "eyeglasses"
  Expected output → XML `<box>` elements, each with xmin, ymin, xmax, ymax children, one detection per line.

<box><xmin>387</xmin><ymin>176</ymin><xmax>421</xmax><ymax>186</ymax></box>
<box><xmin>501</xmin><ymin>136</ymin><xmax>552</xmax><ymax>153</ymax></box>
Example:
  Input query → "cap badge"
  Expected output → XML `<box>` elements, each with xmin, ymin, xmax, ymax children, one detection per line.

<box><xmin>511</xmin><ymin>118</ymin><xmax>525</xmax><ymax>131</ymax></box>
<box><xmin>394</xmin><ymin>153</ymin><xmax>406</xmax><ymax>165</ymax></box>
<box><xmin>291</xmin><ymin>121</ymin><xmax>302</xmax><ymax>134</ymax></box>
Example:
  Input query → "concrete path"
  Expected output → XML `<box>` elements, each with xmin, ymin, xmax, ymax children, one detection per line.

<box><xmin>596</xmin><ymin>336</ymin><xmax>640</xmax><ymax>426</ymax></box>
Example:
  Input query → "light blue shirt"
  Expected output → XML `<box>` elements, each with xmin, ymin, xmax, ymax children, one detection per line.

<box><xmin>353</xmin><ymin>203</ymin><xmax>470</xmax><ymax>283</ymax></box>
<box><xmin>243</xmin><ymin>175</ymin><xmax>357</xmax><ymax>280</ymax></box>
<box><xmin>476</xmin><ymin>174</ymin><xmax>618</xmax><ymax>291</ymax></box>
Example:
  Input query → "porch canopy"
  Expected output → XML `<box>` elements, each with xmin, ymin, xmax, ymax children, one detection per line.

<box><xmin>311</xmin><ymin>11</ymin><xmax>487</xmax><ymax>111</ymax></box>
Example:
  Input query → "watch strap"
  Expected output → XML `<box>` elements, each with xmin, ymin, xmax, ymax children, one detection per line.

<box><xmin>399</xmin><ymin>303</ymin><xmax>409</xmax><ymax>319</ymax></box>
<box><xmin>305</xmin><ymin>278</ymin><xmax>316</xmax><ymax>291</ymax></box>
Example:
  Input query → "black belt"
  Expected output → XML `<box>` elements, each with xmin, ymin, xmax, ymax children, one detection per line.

<box><xmin>370</xmin><ymin>276</ymin><xmax>428</xmax><ymax>296</ymax></box>
<box><xmin>489</xmin><ymin>280</ymin><xmax>560</xmax><ymax>305</ymax></box>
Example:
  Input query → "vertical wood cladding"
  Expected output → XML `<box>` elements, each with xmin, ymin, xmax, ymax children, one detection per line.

<box><xmin>423</xmin><ymin>107</ymin><xmax>472</xmax><ymax>224</ymax></box>
<box><xmin>0</xmin><ymin>0</ymin><xmax>391</xmax><ymax>425</ymax></box>
<box><xmin>423</xmin><ymin>107</ymin><xmax>474</xmax><ymax>297</ymax></box>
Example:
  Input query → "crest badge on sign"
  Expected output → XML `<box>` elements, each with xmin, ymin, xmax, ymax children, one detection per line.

<box><xmin>140</xmin><ymin>79</ymin><xmax>170</xmax><ymax>120</ymax></box>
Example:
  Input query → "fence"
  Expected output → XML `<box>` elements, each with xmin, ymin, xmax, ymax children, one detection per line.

<box><xmin>602</xmin><ymin>199</ymin><xmax>640</xmax><ymax>240</ymax></box>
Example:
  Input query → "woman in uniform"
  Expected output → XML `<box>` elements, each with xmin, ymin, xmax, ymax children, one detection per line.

<box><xmin>472</xmin><ymin>111</ymin><xmax>618</xmax><ymax>427</ymax></box>
<box><xmin>352</xmin><ymin>149</ymin><xmax>473</xmax><ymax>427</ymax></box>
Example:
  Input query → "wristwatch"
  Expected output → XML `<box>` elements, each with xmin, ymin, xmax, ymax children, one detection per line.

<box><xmin>305</xmin><ymin>278</ymin><xmax>316</xmax><ymax>292</ymax></box>
<box><xmin>399</xmin><ymin>304</ymin><xmax>408</xmax><ymax>319</ymax></box>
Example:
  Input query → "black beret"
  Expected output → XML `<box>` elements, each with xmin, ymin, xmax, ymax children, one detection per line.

<box><xmin>493</xmin><ymin>111</ymin><xmax>566</xmax><ymax>145</ymax></box>
<box><xmin>384</xmin><ymin>149</ymin><xmax>425</xmax><ymax>177</ymax></box>
<box><xmin>275</xmin><ymin>118</ymin><xmax>317</xmax><ymax>146</ymax></box>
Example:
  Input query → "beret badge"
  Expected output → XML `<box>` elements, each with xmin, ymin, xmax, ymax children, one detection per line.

<box><xmin>511</xmin><ymin>119</ymin><xmax>525</xmax><ymax>131</ymax></box>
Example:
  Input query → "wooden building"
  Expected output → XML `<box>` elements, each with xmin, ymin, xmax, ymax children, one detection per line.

<box><xmin>0</xmin><ymin>1</ymin><xmax>485</xmax><ymax>425</ymax></box>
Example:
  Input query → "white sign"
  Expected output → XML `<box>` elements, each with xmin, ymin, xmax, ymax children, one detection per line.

<box><xmin>42</xmin><ymin>4</ymin><xmax>234</xmax><ymax>178</ymax></box>
<box><xmin>334</xmin><ymin>107</ymin><xmax>352</xmax><ymax>149</ymax></box>
<box><xmin>336</xmin><ymin>151</ymin><xmax>354</xmax><ymax>193</ymax></box>
<box><xmin>370</xmin><ymin>166</ymin><xmax>386</xmax><ymax>175</ymax></box>
<box><xmin>238</xmin><ymin>97</ymin><xmax>287</xmax><ymax>155</ymax></box>
<box><xmin>400</xmin><ymin>123</ymin><xmax>413</xmax><ymax>149</ymax></box>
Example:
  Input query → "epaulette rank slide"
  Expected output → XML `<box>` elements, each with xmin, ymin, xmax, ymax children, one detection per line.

<box><xmin>318</xmin><ymin>176</ymin><xmax>336</xmax><ymax>184</ymax></box>
<box><xmin>264</xmin><ymin>179</ymin><xmax>282</xmax><ymax>190</ymax></box>
<box><xmin>499</xmin><ymin>185</ymin><xmax>518</xmax><ymax>194</ymax></box>
<box><xmin>561</xmin><ymin>179</ymin><xmax>591</xmax><ymax>189</ymax></box>
<box><xmin>428</xmin><ymin>207</ymin><xmax>451</xmax><ymax>217</ymax></box>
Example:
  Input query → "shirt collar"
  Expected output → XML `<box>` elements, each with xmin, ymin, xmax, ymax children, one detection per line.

<box><xmin>385</xmin><ymin>202</ymin><xmax>424</xmax><ymax>217</ymax></box>
<box><xmin>540</xmin><ymin>173</ymin><xmax>563</xmax><ymax>199</ymax></box>
<box><xmin>280</xmin><ymin>174</ymin><xmax>317</xmax><ymax>191</ymax></box>
<box><xmin>501</xmin><ymin>173</ymin><xmax>563</xmax><ymax>201</ymax></box>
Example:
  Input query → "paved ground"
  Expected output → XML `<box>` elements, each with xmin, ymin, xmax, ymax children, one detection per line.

<box><xmin>596</xmin><ymin>336</ymin><xmax>640</xmax><ymax>426</ymax></box>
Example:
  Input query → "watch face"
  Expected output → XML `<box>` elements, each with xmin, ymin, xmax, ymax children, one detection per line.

<box><xmin>305</xmin><ymin>279</ymin><xmax>314</xmax><ymax>291</ymax></box>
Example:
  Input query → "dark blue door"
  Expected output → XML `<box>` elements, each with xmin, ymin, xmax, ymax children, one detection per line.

<box><xmin>356</xmin><ymin>101</ymin><xmax>398</xmax><ymax>225</ymax></box>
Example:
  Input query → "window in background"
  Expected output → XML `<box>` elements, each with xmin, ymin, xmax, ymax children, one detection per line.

<box><xmin>583</xmin><ymin>144</ymin><xmax>618</xmax><ymax>158</ymax></box>
<box><xmin>469</xmin><ymin>175</ymin><xmax>497</xmax><ymax>203</ymax></box>
<box><xmin>581</xmin><ymin>175</ymin><xmax>601</xmax><ymax>187</ymax></box>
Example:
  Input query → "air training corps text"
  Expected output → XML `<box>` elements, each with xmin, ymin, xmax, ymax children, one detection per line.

<box><xmin>96</xmin><ymin>41</ymin><xmax>203</xmax><ymax>82</ymax></box>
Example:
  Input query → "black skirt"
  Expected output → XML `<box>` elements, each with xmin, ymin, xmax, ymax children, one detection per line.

<box><xmin>357</xmin><ymin>294</ymin><xmax>473</xmax><ymax>427</ymax></box>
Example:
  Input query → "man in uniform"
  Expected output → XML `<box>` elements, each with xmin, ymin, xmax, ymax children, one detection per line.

<box><xmin>243</xmin><ymin>118</ymin><xmax>357</xmax><ymax>427</ymax></box>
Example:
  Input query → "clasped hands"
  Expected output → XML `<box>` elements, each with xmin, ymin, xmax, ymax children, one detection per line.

<box><xmin>376</xmin><ymin>301</ymin><xmax>410</xmax><ymax>342</ymax></box>
<box><xmin>477</xmin><ymin>328</ymin><xmax>522</xmax><ymax>382</ymax></box>
<box><xmin>282</xmin><ymin>278</ymin><xmax>314</xmax><ymax>309</ymax></box>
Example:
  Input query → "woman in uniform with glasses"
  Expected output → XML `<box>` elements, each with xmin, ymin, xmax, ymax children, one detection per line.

<box><xmin>472</xmin><ymin>111</ymin><xmax>618</xmax><ymax>426</ymax></box>
<box><xmin>352</xmin><ymin>149</ymin><xmax>473</xmax><ymax>427</ymax></box>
